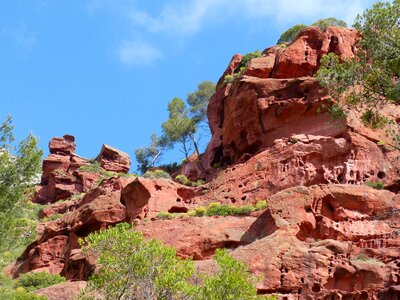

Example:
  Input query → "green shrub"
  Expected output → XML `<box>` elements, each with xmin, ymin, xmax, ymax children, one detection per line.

<box><xmin>191</xmin><ymin>180</ymin><xmax>205</xmax><ymax>187</ymax></box>
<box><xmin>234</xmin><ymin>50</ymin><xmax>262</xmax><ymax>74</ymax></box>
<box><xmin>175</xmin><ymin>174</ymin><xmax>190</xmax><ymax>185</ymax></box>
<box><xmin>233</xmin><ymin>205</ymin><xmax>256</xmax><ymax>215</ymax></box>
<box><xmin>289</xmin><ymin>136</ymin><xmax>298</xmax><ymax>144</ymax></box>
<box><xmin>312</xmin><ymin>18</ymin><xmax>347</xmax><ymax>31</ymax></box>
<box><xmin>175</xmin><ymin>174</ymin><xmax>205</xmax><ymax>187</ymax></box>
<box><xmin>45</xmin><ymin>214</ymin><xmax>62</xmax><ymax>222</ymax></box>
<box><xmin>255</xmin><ymin>200</ymin><xmax>268</xmax><ymax>210</ymax></box>
<box><xmin>78</xmin><ymin>162</ymin><xmax>102</xmax><ymax>173</ymax></box>
<box><xmin>156</xmin><ymin>211</ymin><xmax>174</xmax><ymax>220</ymax></box>
<box><xmin>194</xmin><ymin>206</ymin><xmax>207</xmax><ymax>217</ymax></box>
<box><xmin>17</xmin><ymin>271</ymin><xmax>65</xmax><ymax>291</ymax></box>
<box><xmin>1</xmin><ymin>287</ymin><xmax>47</xmax><ymax>300</ymax></box>
<box><xmin>80</xmin><ymin>223</ymin><xmax>197</xmax><ymax>299</ymax></box>
<box><xmin>79</xmin><ymin>223</ymin><xmax>265</xmax><ymax>300</ymax></box>
<box><xmin>143</xmin><ymin>169</ymin><xmax>172</xmax><ymax>180</ymax></box>
<box><xmin>206</xmin><ymin>204</ymin><xmax>234</xmax><ymax>216</ymax></box>
<box><xmin>277</xmin><ymin>24</ymin><xmax>307</xmax><ymax>44</ymax></box>
<box><xmin>366</xmin><ymin>181</ymin><xmax>385</xmax><ymax>190</ymax></box>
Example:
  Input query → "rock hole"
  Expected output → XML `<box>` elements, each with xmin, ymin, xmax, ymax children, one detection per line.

<box><xmin>231</xmin><ymin>198</ymin><xmax>236</xmax><ymax>204</ymax></box>
<box><xmin>300</xmin><ymin>277</ymin><xmax>304</xmax><ymax>284</ymax></box>
<box><xmin>176</xmin><ymin>198</ymin><xmax>181</xmax><ymax>202</ymax></box>
<box><xmin>312</xmin><ymin>284</ymin><xmax>321</xmax><ymax>293</ymax></box>
<box><xmin>155</xmin><ymin>185</ymin><xmax>162</xmax><ymax>191</ymax></box>
<box><xmin>377</xmin><ymin>171</ymin><xmax>386</xmax><ymax>179</ymax></box>
<box><xmin>305</xmin><ymin>206</ymin><xmax>312</xmax><ymax>213</ymax></box>
<box><xmin>241</xmin><ymin>196</ymin><xmax>247</xmax><ymax>201</ymax></box>
<box><xmin>168</xmin><ymin>206</ymin><xmax>188</xmax><ymax>213</ymax></box>
<box><xmin>238</xmin><ymin>184</ymin><xmax>243</xmax><ymax>188</ymax></box>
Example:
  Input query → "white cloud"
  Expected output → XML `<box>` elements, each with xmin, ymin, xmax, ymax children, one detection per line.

<box><xmin>118</xmin><ymin>39</ymin><xmax>162</xmax><ymax>66</ymax></box>
<box><xmin>124</xmin><ymin>0</ymin><xmax>371</xmax><ymax>36</ymax></box>
<box><xmin>2</xmin><ymin>24</ymin><xmax>37</xmax><ymax>50</ymax></box>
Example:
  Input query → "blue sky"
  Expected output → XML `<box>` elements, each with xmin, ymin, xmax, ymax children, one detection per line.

<box><xmin>0</xmin><ymin>0</ymin><xmax>377</xmax><ymax>171</ymax></box>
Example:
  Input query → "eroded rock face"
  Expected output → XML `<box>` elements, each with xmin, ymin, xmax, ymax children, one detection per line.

<box><xmin>201</xmin><ymin>26</ymin><xmax>399</xmax><ymax>174</ymax></box>
<box><xmin>121</xmin><ymin>177</ymin><xmax>204</xmax><ymax>220</ymax></box>
<box><xmin>136</xmin><ymin>211</ymin><xmax>276</xmax><ymax>260</ymax></box>
<box><xmin>230</xmin><ymin>185</ymin><xmax>400</xmax><ymax>298</ymax></box>
<box><xmin>195</xmin><ymin>133</ymin><xmax>400</xmax><ymax>206</ymax></box>
<box><xmin>33</xmin><ymin>136</ymin><xmax>131</xmax><ymax>204</ymax></box>
<box><xmin>12</xmin><ymin>26</ymin><xmax>400</xmax><ymax>299</ymax></box>
<box><xmin>96</xmin><ymin>144</ymin><xmax>131</xmax><ymax>173</ymax></box>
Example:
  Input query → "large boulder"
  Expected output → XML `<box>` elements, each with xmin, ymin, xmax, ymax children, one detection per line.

<box><xmin>96</xmin><ymin>144</ymin><xmax>131</xmax><ymax>173</ymax></box>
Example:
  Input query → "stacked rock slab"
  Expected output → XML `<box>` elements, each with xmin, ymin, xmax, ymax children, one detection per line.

<box><xmin>33</xmin><ymin>135</ymin><xmax>131</xmax><ymax>204</ymax></box>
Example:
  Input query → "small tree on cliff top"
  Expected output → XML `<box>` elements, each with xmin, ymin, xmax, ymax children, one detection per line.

<box><xmin>317</xmin><ymin>0</ymin><xmax>400</xmax><ymax>136</ymax></box>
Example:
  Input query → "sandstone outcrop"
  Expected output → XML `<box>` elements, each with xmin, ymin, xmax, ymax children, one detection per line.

<box><xmin>10</xmin><ymin>26</ymin><xmax>400</xmax><ymax>299</ymax></box>
<box><xmin>33</xmin><ymin>135</ymin><xmax>131</xmax><ymax>204</ymax></box>
<box><xmin>201</xmin><ymin>26</ymin><xmax>399</xmax><ymax>178</ymax></box>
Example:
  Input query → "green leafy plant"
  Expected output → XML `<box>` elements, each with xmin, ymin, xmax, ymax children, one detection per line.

<box><xmin>79</xmin><ymin>223</ymin><xmax>269</xmax><ymax>300</ymax></box>
<box><xmin>156</xmin><ymin>211</ymin><xmax>174</xmax><ymax>220</ymax></box>
<box><xmin>234</xmin><ymin>50</ymin><xmax>262</xmax><ymax>74</ymax></box>
<box><xmin>79</xmin><ymin>223</ymin><xmax>197</xmax><ymax>300</ymax></box>
<box><xmin>316</xmin><ymin>1</ymin><xmax>400</xmax><ymax>144</ymax></box>
<box><xmin>277</xmin><ymin>24</ymin><xmax>307</xmax><ymax>44</ymax></box>
<box><xmin>366</xmin><ymin>181</ymin><xmax>385</xmax><ymax>190</ymax></box>
<box><xmin>17</xmin><ymin>271</ymin><xmax>65</xmax><ymax>291</ymax></box>
<box><xmin>143</xmin><ymin>169</ymin><xmax>172</xmax><ymax>180</ymax></box>
<box><xmin>0</xmin><ymin>116</ymin><xmax>43</xmax><ymax>270</ymax></box>
<box><xmin>311</xmin><ymin>18</ymin><xmax>347</xmax><ymax>30</ymax></box>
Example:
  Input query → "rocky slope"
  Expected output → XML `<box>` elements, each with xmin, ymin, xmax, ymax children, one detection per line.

<box><xmin>9</xmin><ymin>26</ymin><xmax>400</xmax><ymax>299</ymax></box>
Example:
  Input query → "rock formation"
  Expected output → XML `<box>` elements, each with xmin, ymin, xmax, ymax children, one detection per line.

<box><xmin>10</xmin><ymin>26</ymin><xmax>400</xmax><ymax>299</ymax></box>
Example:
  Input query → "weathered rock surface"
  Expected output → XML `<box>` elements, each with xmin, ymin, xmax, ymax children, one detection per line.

<box><xmin>11</xmin><ymin>26</ymin><xmax>400</xmax><ymax>299</ymax></box>
<box><xmin>201</xmin><ymin>26</ymin><xmax>399</xmax><ymax>177</ymax></box>
<box><xmin>121</xmin><ymin>177</ymin><xmax>203</xmax><ymax>220</ymax></box>
<box><xmin>96</xmin><ymin>144</ymin><xmax>131</xmax><ymax>173</ymax></box>
<box><xmin>230</xmin><ymin>184</ymin><xmax>400</xmax><ymax>298</ymax></box>
<box><xmin>136</xmin><ymin>211</ymin><xmax>276</xmax><ymax>260</ymax></box>
<box><xmin>33</xmin><ymin>135</ymin><xmax>131</xmax><ymax>204</ymax></box>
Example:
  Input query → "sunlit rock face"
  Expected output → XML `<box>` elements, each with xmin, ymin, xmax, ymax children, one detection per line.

<box><xmin>11</xmin><ymin>26</ymin><xmax>400</xmax><ymax>299</ymax></box>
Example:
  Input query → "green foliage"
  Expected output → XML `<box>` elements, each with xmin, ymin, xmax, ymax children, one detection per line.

<box><xmin>80</xmin><ymin>223</ymin><xmax>197</xmax><ymax>300</ymax></box>
<box><xmin>0</xmin><ymin>116</ymin><xmax>43</xmax><ymax>270</ymax></box>
<box><xmin>317</xmin><ymin>1</ymin><xmax>400</xmax><ymax>140</ymax></box>
<box><xmin>255</xmin><ymin>200</ymin><xmax>268</xmax><ymax>210</ymax></box>
<box><xmin>157</xmin><ymin>200</ymin><xmax>269</xmax><ymax>220</ymax></box>
<box><xmin>135</xmin><ymin>134</ymin><xmax>171</xmax><ymax>174</ymax></box>
<box><xmin>143</xmin><ymin>169</ymin><xmax>172</xmax><ymax>180</ymax></box>
<box><xmin>194</xmin><ymin>206</ymin><xmax>207</xmax><ymax>217</ymax></box>
<box><xmin>175</xmin><ymin>174</ymin><xmax>205</xmax><ymax>187</ymax></box>
<box><xmin>17</xmin><ymin>272</ymin><xmax>65</xmax><ymax>291</ymax></box>
<box><xmin>156</xmin><ymin>211</ymin><xmax>174</xmax><ymax>220</ymax></box>
<box><xmin>366</xmin><ymin>181</ymin><xmax>385</xmax><ymax>190</ymax></box>
<box><xmin>0</xmin><ymin>287</ymin><xmax>47</xmax><ymax>300</ymax></box>
<box><xmin>187</xmin><ymin>81</ymin><xmax>216</xmax><ymax>126</ymax></box>
<box><xmin>162</xmin><ymin>97</ymin><xmax>198</xmax><ymax>159</ymax></box>
<box><xmin>201</xmin><ymin>249</ymin><xmax>259</xmax><ymax>300</ymax></box>
<box><xmin>234</xmin><ymin>50</ymin><xmax>262</xmax><ymax>74</ymax></box>
<box><xmin>78</xmin><ymin>161</ymin><xmax>102</xmax><ymax>173</ymax></box>
<box><xmin>206</xmin><ymin>203</ymin><xmax>257</xmax><ymax>217</ymax></box>
<box><xmin>277</xmin><ymin>24</ymin><xmax>307</xmax><ymax>44</ymax></box>
<box><xmin>312</xmin><ymin>18</ymin><xmax>347</xmax><ymax>30</ymax></box>
<box><xmin>289</xmin><ymin>137</ymin><xmax>298</xmax><ymax>144</ymax></box>
<box><xmin>79</xmin><ymin>224</ymin><xmax>266</xmax><ymax>300</ymax></box>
